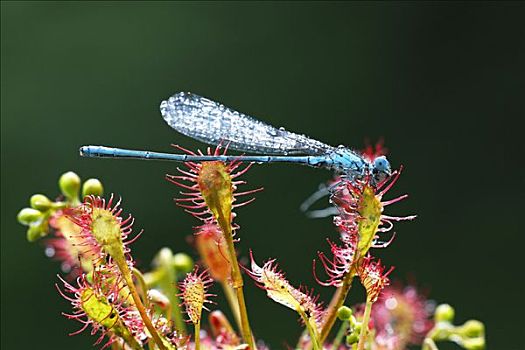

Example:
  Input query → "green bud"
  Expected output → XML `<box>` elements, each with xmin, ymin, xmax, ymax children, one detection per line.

<box><xmin>460</xmin><ymin>320</ymin><xmax>485</xmax><ymax>338</ymax></box>
<box><xmin>462</xmin><ymin>337</ymin><xmax>485</xmax><ymax>350</ymax></box>
<box><xmin>354</xmin><ymin>322</ymin><xmax>362</xmax><ymax>334</ymax></box>
<box><xmin>30</xmin><ymin>194</ymin><xmax>53</xmax><ymax>211</ymax></box>
<box><xmin>337</xmin><ymin>306</ymin><xmax>353</xmax><ymax>321</ymax></box>
<box><xmin>27</xmin><ymin>225</ymin><xmax>44</xmax><ymax>242</ymax></box>
<box><xmin>17</xmin><ymin>208</ymin><xmax>42</xmax><ymax>225</ymax></box>
<box><xmin>434</xmin><ymin>303</ymin><xmax>455</xmax><ymax>323</ymax></box>
<box><xmin>59</xmin><ymin>171</ymin><xmax>81</xmax><ymax>200</ymax></box>
<box><xmin>154</xmin><ymin>247</ymin><xmax>174</xmax><ymax>268</ymax></box>
<box><xmin>143</xmin><ymin>270</ymin><xmax>163</xmax><ymax>286</ymax></box>
<box><xmin>172</xmin><ymin>253</ymin><xmax>194</xmax><ymax>273</ymax></box>
<box><xmin>82</xmin><ymin>178</ymin><xmax>104</xmax><ymax>198</ymax></box>
<box><xmin>346</xmin><ymin>332</ymin><xmax>359</xmax><ymax>345</ymax></box>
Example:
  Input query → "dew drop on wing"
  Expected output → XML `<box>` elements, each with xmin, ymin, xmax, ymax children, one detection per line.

<box><xmin>162</xmin><ymin>92</ymin><xmax>336</xmax><ymax>156</ymax></box>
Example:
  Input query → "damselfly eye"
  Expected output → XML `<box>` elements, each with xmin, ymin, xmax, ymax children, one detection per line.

<box><xmin>373</xmin><ymin>156</ymin><xmax>390</xmax><ymax>173</ymax></box>
<box><xmin>372</xmin><ymin>156</ymin><xmax>391</xmax><ymax>184</ymax></box>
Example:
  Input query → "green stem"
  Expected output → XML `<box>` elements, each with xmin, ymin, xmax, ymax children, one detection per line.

<box><xmin>298</xmin><ymin>309</ymin><xmax>321</xmax><ymax>350</ymax></box>
<box><xmin>132</xmin><ymin>267</ymin><xmax>149</xmax><ymax>308</ymax></box>
<box><xmin>166</xmin><ymin>303</ymin><xmax>173</xmax><ymax>325</ymax></box>
<box><xmin>332</xmin><ymin>320</ymin><xmax>349</xmax><ymax>350</ymax></box>
<box><xmin>159</xmin><ymin>269</ymin><xmax>186</xmax><ymax>334</ymax></box>
<box><xmin>116</xmin><ymin>260</ymin><xmax>167</xmax><ymax>350</ymax></box>
<box><xmin>319</xmin><ymin>264</ymin><xmax>357</xmax><ymax>343</ymax></box>
<box><xmin>217</xmin><ymin>212</ymin><xmax>255</xmax><ymax>349</ymax></box>
<box><xmin>119</xmin><ymin>328</ymin><xmax>143</xmax><ymax>350</ymax></box>
<box><xmin>422</xmin><ymin>338</ymin><xmax>439</xmax><ymax>350</ymax></box>
<box><xmin>221</xmin><ymin>281</ymin><xmax>242</xmax><ymax>332</ymax></box>
<box><xmin>137</xmin><ymin>266</ymin><xmax>174</xmax><ymax>327</ymax></box>
<box><xmin>194</xmin><ymin>321</ymin><xmax>201</xmax><ymax>350</ymax></box>
<box><xmin>234</xmin><ymin>283</ymin><xmax>255</xmax><ymax>349</ymax></box>
<box><xmin>357</xmin><ymin>301</ymin><xmax>373</xmax><ymax>350</ymax></box>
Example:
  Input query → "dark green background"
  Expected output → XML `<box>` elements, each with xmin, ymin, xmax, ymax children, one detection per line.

<box><xmin>1</xmin><ymin>2</ymin><xmax>523</xmax><ymax>349</ymax></box>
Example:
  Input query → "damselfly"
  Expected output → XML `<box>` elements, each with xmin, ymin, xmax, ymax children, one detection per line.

<box><xmin>80</xmin><ymin>92</ymin><xmax>391</xmax><ymax>184</ymax></box>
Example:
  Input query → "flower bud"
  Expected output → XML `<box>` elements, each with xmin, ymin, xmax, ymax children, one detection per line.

<box><xmin>82</xmin><ymin>178</ymin><xmax>104</xmax><ymax>198</ymax></box>
<box><xmin>354</xmin><ymin>322</ymin><xmax>362</xmax><ymax>334</ymax></box>
<box><xmin>17</xmin><ymin>208</ymin><xmax>42</xmax><ymax>225</ymax></box>
<box><xmin>173</xmin><ymin>253</ymin><xmax>194</xmax><ymax>273</ymax></box>
<box><xmin>30</xmin><ymin>194</ymin><xmax>53</xmax><ymax>211</ymax></box>
<box><xmin>346</xmin><ymin>332</ymin><xmax>359</xmax><ymax>345</ymax></box>
<box><xmin>148</xmin><ymin>289</ymin><xmax>171</xmax><ymax>309</ymax></box>
<box><xmin>434</xmin><ymin>303</ymin><xmax>455</xmax><ymax>323</ymax></box>
<box><xmin>460</xmin><ymin>320</ymin><xmax>485</xmax><ymax>338</ymax></box>
<box><xmin>153</xmin><ymin>247</ymin><xmax>174</xmax><ymax>268</ymax></box>
<box><xmin>462</xmin><ymin>337</ymin><xmax>485</xmax><ymax>350</ymax></box>
<box><xmin>27</xmin><ymin>225</ymin><xmax>44</xmax><ymax>242</ymax></box>
<box><xmin>337</xmin><ymin>306</ymin><xmax>353</xmax><ymax>321</ymax></box>
<box><xmin>348</xmin><ymin>315</ymin><xmax>358</xmax><ymax>328</ymax></box>
<box><xmin>59</xmin><ymin>171</ymin><xmax>81</xmax><ymax>201</ymax></box>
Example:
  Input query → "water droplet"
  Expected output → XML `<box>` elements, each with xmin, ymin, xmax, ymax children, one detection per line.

<box><xmin>45</xmin><ymin>246</ymin><xmax>55</xmax><ymax>258</ymax></box>
<box><xmin>61</xmin><ymin>262</ymin><xmax>72</xmax><ymax>273</ymax></box>
<box><xmin>386</xmin><ymin>297</ymin><xmax>398</xmax><ymax>310</ymax></box>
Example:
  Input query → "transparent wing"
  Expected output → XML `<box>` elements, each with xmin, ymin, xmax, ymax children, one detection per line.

<box><xmin>160</xmin><ymin>92</ymin><xmax>334</xmax><ymax>155</ymax></box>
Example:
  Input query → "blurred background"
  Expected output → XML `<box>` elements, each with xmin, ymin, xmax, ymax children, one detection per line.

<box><xmin>1</xmin><ymin>2</ymin><xmax>523</xmax><ymax>349</ymax></box>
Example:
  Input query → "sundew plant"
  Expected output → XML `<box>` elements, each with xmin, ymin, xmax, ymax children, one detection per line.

<box><xmin>16</xmin><ymin>93</ymin><xmax>485</xmax><ymax>350</ymax></box>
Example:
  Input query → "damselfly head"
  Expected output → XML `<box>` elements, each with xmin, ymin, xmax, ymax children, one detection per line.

<box><xmin>371</xmin><ymin>156</ymin><xmax>391</xmax><ymax>185</ymax></box>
